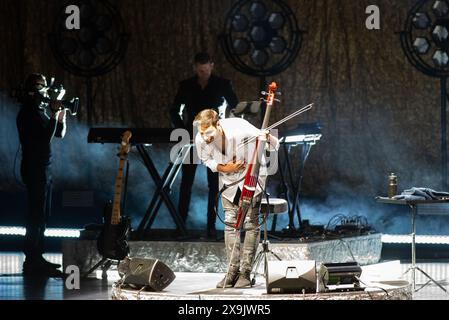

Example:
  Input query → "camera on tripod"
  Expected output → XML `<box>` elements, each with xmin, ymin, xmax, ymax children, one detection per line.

<box><xmin>40</xmin><ymin>79</ymin><xmax>79</xmax><ymax>116</ymax></box>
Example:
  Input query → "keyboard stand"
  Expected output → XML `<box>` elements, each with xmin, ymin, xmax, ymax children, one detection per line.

<box><xmin>273</xmin><ymin>139</ymin><xmax>318</xmax><ymax>235</ymax></box>
<box><xmin>134</xmin><ymin>144</ymin><xmax>192</xmax><ymax>239</ymax></box>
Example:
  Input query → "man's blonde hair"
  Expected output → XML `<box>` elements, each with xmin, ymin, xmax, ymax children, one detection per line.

<box><xmin>193</xmin><ymin>109</ymin><xmax>219</xmax><ymax>128</ymax></box>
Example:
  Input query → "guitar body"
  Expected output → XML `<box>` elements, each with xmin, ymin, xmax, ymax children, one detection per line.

<box><xmin>96</xmin><ymin>131</ymin><xmax>132</xmax><ymax>261</ymax></box>
<box><xmin>97</xmin><ymin>203</ymin><xmax>130</xmax><ymax>260</ymax></box>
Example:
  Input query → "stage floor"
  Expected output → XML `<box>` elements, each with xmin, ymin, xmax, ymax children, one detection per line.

<box><xmin>1</xmin><ymin>253</ymin><xmax>449</xmax><ymax>300</ymax></box>
<box><xmin>111</xmin><ymin>270</ymin><xmax>412</xmax><ymax>300</ymax></box>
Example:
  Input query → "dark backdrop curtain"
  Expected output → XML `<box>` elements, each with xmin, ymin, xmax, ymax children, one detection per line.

<box><xmin>0</xmin><ymin>0</ymin><xmax>442</xmax><ymax>198</ymax></box>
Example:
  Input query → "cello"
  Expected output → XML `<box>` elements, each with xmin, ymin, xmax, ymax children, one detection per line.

<box><xmin>233</xmin><ymin>82</ymin><xmax>279</xmax><ymax>230</ymax></box>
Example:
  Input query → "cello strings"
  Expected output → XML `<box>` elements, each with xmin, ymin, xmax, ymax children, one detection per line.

<box><xmin>236</xmin><ymin>103</ymin><xmax>314</xmax><ymax>150</ymax></box>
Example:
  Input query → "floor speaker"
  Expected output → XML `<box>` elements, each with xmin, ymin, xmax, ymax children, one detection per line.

<box><xmin>267</xmin><ymin>260</ymin><xmax>316</xmax><ymax>294</ymax></box>
<box><xmin>118</xmin><ymin>257</ymin><xmax>176</xmax><ymax>291</ymax></box>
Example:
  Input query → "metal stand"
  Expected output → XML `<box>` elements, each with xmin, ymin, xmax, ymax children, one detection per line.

<box><xmin>135</xmin><ymin>144</ymin><xmax>192</xmax><ymax>238</ymax></box>
<box><xmin>251</xmin><ymin>211</ymin><xmax>282</xmax><ymax>285</ymax></box>
<box><xmin>83</xmin><ymin>258</ymin><xmax>118</xmax><ymax>279</ymax></box>
<box><xmin>275</xmin><ymin>139</ymin><xmax>317</xmax><ymax>235</ymax></box>
<box><xmin>405</xmin><ymin>203</ymin><xmax>448</xmax><ymax>293</ymax></box>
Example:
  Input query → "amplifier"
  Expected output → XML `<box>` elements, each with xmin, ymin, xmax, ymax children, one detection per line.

<box><xmin>318</xmin><ymin>262</ymin><xmax>363</xmax><ymax>292</ymax></box>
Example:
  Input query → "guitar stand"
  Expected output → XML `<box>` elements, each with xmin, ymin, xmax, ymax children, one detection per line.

<box><xmin>83</xmin><ymin>257</ymin><xmax>119</xmax><ymax>280</ymax></box>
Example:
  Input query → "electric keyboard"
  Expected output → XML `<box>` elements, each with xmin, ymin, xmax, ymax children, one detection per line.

<box><xmin>88</xmin><ymin>128</ymin><xmax>174</xmax><ymax>144</ymax></box>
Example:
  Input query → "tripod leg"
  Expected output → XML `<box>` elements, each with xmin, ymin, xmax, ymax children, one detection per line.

<box><xmin>268</xmin><ymin>250</ymin><xmax>282</xmax><ymax>261</ymax></box>
<box><xmin>101</xmin><ymin>260</ymin><xmax>114</xmax><ymax>280</ymax></box>
<box><xmin>415</xmin><ymin>266</ymin><xmax>448</xmax><ymax>293</ymax></box>
<box><xmin>83</xmin><ymin>258</ymin><xmax>107</xmax><ymax>279</ymax></box>
<box><xmin>251</xmin><ymin>251</ymin><xmax>264</xmax><ymax>285</ymax></box>
<box><xmin>415</xmin><ymin>279</ymin><xmax>432</xmax><ymax>293</ymax></box>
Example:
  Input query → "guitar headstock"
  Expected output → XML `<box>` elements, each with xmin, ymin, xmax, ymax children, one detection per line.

<box><xmin>118</xmin><ymin>131</ymin><xmax>132</xmax><ymax>158</ymax></box>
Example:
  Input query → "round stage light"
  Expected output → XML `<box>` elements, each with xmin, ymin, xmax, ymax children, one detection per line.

<box><xmin>433</xmin><ymin>0</ymin><xmax>449</xmax><ymax>17</ymax></box>
<box><xmin>49</xmin><ymin>0</ymin><xmax>129</xmax><ymax>125</ymax></box>
<box><xmin>250</xmin><ymin>1</ymin><xmax>267</xmax><ymax>20</ymax></box>
<box><xmin>270</xmin><ymin>36</ymin><xmax>287</xmax><ymax>54</ymax></box>
<box><xmin>433</xmin><ymin>49</ymin><xmax>449</xmax><ymax>67</ymax></box>
<box><xmin>220</xmin><ymin>0</ymin><xmax>303</xmax><ymax>77</ymax></box>
<box><xmin>250</xmin><ymin>25</ymin><xmax>268</xmax><ymax>44</ymax></box>
<box><xmin>232</xmin><ymin>14</ymin><xmax>249</xmax><ymax>32</ymax></box>
<box><xmin>251</xmin><ymin>49</ymin><xmax>269</xmax><ymax>66</ymax></box>
<box><xmin>268</xmin><ymin>12</ymin><xmax>285</xmax><ymax>30</ymax></box>
<box><xmin>432</xmin><ymin>25</ymin><xmax>449</xmax><ymax>46</ymax></box>
<box><xmin>233</xmin><ymin>38</ymin><xmax>251</xmax><ymax>55</ymax></box>
<box><xmin>49</xmin><ymin>0</ymin><xmax>129</xmax><ymax>78</ymax></box>
<box><xmin>413</xmin><ymin>37</ymin><xmax>430</xmax><ymax>54</ymax></box>
<box><xmin>401</xmin><ymin>0</ymin><xmax>449</xmax><ymax>77</ymax></box>
<box><xmin>412</xmin><ymin>12</ymin><xmax>431</xmax><ymax>29</ymax></box>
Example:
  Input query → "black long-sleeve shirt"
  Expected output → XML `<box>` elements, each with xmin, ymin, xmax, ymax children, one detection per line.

<box><xmin>169</xmin><ymin>74</ymin><xmax>238</xmax><ymax>134</ymax></box>
<box><xmin>17</xmin><ymin>104</ymin><xmax>66</xmax><ymax>167</ymax></box>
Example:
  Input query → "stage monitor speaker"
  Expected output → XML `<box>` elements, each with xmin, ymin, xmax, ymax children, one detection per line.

<box><xmin>118</xmin><ymin>257</ymin><xmax>176</xmax><ymax>291</ymax></box>
<box><xmin>267</xmin><ymin>260</ymin><xmax>316</xmax><ymax>294</ymax></box>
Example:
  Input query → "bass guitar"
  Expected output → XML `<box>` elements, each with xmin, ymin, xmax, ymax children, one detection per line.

<box><xmin>97</xmin><ymin>131</ymin><xmax>132</xmax><ymax>260</ymax></box>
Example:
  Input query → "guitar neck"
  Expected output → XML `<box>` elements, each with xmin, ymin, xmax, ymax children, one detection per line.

<box><xmin>111</xmin><ymin>156</ymin><xmax>126</xmax><ymax>225</ymax></box>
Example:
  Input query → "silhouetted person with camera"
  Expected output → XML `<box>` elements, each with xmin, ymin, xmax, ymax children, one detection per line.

<box><xmin>170</xmin><ymin>52</ymin><xmax>238</xmax><ymax>239</ymax></box>
<box><xmin>16</xmin><ymin>73</ymin><xmax>67</xmax><ymax>277</ymax></box>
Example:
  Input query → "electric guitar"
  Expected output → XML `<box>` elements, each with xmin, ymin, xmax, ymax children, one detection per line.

<box><xmin>97</xmin><ymin>131</ymin><xmax>132</xmax><ymax>260</ymax></box>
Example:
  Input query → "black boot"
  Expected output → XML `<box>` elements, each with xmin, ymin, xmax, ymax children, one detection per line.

<box><xmin>234</xmin><ymin>269</ymin><xmax>252</xmax><ymax>288</ymax></box>
<box><xmin>37</xmin><ymin>256</ymin><xmax>61</xmax><ymax>269</ymax></box>
<box><xmin>216</xmin><ymin>270</ymin><xmax>239</xmax><ymax>288</ymax></box>
<box><xmin>23</xmin><ymin>259</ymin><xmax>62</xmax><ymax>277</ymax></box>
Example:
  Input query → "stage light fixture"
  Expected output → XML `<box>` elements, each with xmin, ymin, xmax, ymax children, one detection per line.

<box><xmin>220</xmin><ymin>0</ymin><xmax>303</xmax><ymax>78</ymax></box>
<box><xmin>401</xmin><ymin>0</ymin><xmax>449</xmax><ymax>189</ymax></box>
<box><xmin>250</xmin><ymin>25</ymin><xmax>268</xmax><ymax>44</ymax></box>
<box><xmin>233</xmin><ymin>38</ymin><xmax>251</xmax><ymax>55</ymax></box>
<box><xmin>433</xmin><ymin>49</ymin><xmax>449</xmax><ymax>66</ymax></box>
<box><xmin>433</xmin><ymin>0</ymin><xmax>449</xmax><ymax>16</ymax></box>
<box><xmin>251</xmin><ymin>49</ymin><xmax>269</xmax><ymax>66</ymax></box>
<box><xmin>233</xmin><ymin>14</ymin><xmax>250</xmax><ymax>32</ymax></box>
<box><xmin>432</xmin><ymin>25</ymin><xmax>449</xmax><ymax>45</ymax></box>
<box><xmin>49</xmin><ymin>0</ymin><xmax>129</xmax><ymax>124</ymax></box>
<box><xmin>269</xmin><ymin>36</ymin><xmax>287</xmax><ymax>53</ymax></box>
<box><xmin>49</xmin><ymin>0</ymin><xmax>128</xmax><ymax>77</ymax></box>
<box><xmin>250</xmin><ymin>1</ymin><xmax>267</xmax><ymax>20</ymax></box>
<box><xmin>413</xmin><ymin>37</ymin><xmax>430</xmax><ymax>54</ymax></box>
<box><xmin>268</xmin><ymin>12</ymin><xmax>285</xmax><ymax>30</ymax></box>
<box><xmin>412</xmin><ymin>12</ymin><xmax>431</xmax><ymax>29</ymax></box>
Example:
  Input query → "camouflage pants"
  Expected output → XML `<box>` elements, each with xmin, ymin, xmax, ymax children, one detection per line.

<box><xmin>222</xmin><ymin>196</ymin><xmax>261</xmax><ymax>274</ymax></box>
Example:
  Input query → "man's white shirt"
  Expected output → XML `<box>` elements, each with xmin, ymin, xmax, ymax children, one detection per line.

<box><xmin>195</xmin><ymin>118</ymin><xmax>279</xmax><ymax>202</ymax></box>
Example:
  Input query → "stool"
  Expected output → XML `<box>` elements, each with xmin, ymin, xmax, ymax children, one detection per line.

<box><xmin>260</xmin><ymin>198</ymin><xmax>288</xmax><ymax>233</ymax></box>
<box><xmin>252</xmin><ymin>197</ymin><xmax>288</xmax><ymax>284</ymax></box>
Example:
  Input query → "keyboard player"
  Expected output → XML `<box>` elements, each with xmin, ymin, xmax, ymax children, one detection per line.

<box><xmin>169</xmin><ymin>52</ymin><xmax>238</xmax><ymax>239</ymax></box>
